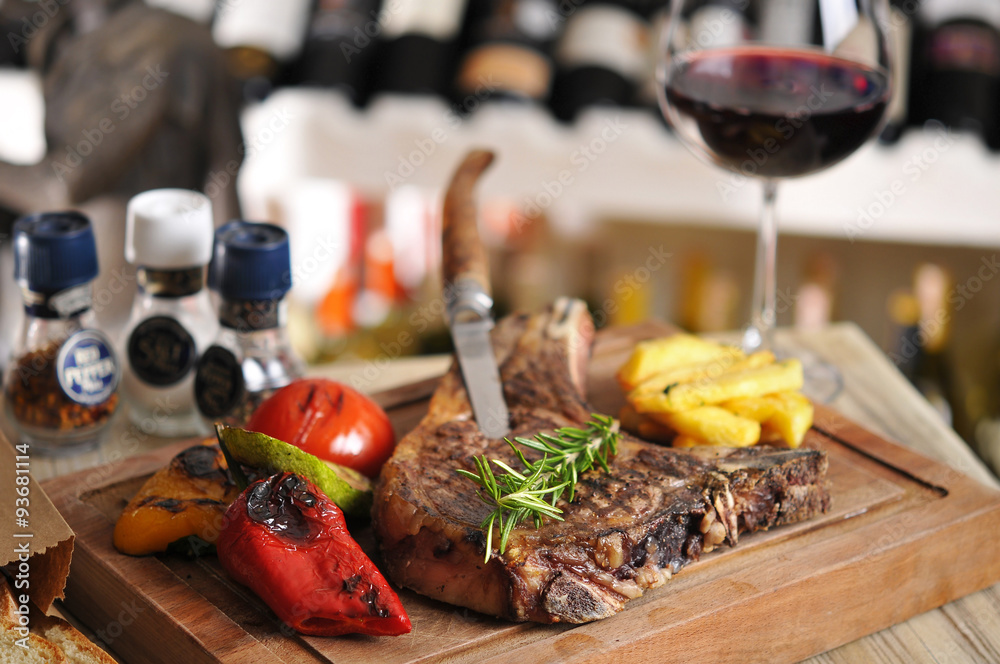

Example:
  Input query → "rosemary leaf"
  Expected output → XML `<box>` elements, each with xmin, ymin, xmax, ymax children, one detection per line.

<box><xmin>457</xmin><ymin>414</ymin><xmax>620</xmax><ymax>562</ymax></box>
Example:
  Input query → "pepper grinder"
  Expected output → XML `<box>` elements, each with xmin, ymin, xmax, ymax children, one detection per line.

<box><xmin>195</xmin><ymin>220</ymin><xmax>303</xmax><ymax>426</ymax></box>
<box><xmin>120</xmin><ymin>189</ymin><xmax>218</xmax><ymax>436</ymax></box>
<box><xmin>4</xmin><ymin>212</ymin><xmax>120</xmax><ymax>454</ymax></box>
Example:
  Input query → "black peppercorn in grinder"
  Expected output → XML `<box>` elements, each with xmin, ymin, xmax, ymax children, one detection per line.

<box><xmin>194</xmin><ymin>220</ymin><xmax>304</xmax><ymax>427</ymax></box>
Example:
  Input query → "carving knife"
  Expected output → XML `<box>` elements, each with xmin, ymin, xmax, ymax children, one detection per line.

<box><xmin>442</xmin><ymin>150</ymin><xmax>510</xmax><ymax>439</ymax></box>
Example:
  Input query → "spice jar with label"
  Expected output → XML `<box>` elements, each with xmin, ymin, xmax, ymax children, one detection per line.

<box><xmin>120</xmin><ymin>189</ymin><xmax>218</xmax><ymax>436</ymax></box>
<box><xmin>194</xmin><ymin>220</ymin><xmax>303</xmax><ymax>426</ymax></box>
<box><xmin>4</xmin><ymin>212</ymin><xmax>120</xmax><ymax>453</ymax></box>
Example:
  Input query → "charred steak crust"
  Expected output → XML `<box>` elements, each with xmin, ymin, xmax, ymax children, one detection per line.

<box><xmin>373</xmin><ymin>299</ymin><xmax>831</xmax><ymax>624</ymax></box>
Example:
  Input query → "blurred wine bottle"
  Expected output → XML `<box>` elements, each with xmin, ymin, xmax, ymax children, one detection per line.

<box><xmin>280</xmin><ymin>178</ymin><xmax>366</xmax><ymax>363</ymax></box>
<box><xmin>294</xmin><ymin>0</ymin><xmax>383</xmax><ymax>106</ymax></box>
<box><xmin>0</xmin><ymin>24</ymin><xmax>23</xmax><ymax>68</ymax></box>
<box><xmin>912</xmin><ymin>0</ymin><xmax>1000</xmax><ymax>150</ymax></box>
<box><xmin>913</xmin><ymin>263</ymin><xmax>955</xmax><ymax>425</ymax></box>
<box><xmin>974</xmin><ymin>345</ymin><xmax>1000</xmax><ymax>476</ymax></box>
<box><xmin>372</xmin><ymin>0</ymin><xmax>470</xmax><ymax>97</ymax></box>
<box><xmin>879</xmin><ymin>0</ymin><xmax>916</xmax><ymax>144</ymax></box>
<box><xmin>353</xmin><ymin>229</ymin><xmax>398</xmax><ymax>328</ymax></box>
<box><xmin>684</xmin><ymin>0</ymin><xmax>750</xmax><ymax>48</ymax></box>
<box><xmin>759</xmin><ymin>0</ymin><xmax>815</xmax><ymax>45</ymax></box>
<box><xmin>550</xmin><ymin>0</ymin><xmax>664</xmax><ymax>122</ymax></box>
<box><xmin>793</xmin><ymin>252</ymin><xmax>838</xmax><ymax>331</ymax></box>
<box><xmin>637</xmin><ymin>3</ymin><xmax>670</xmax><ymax>118</ymax></box>
<box><xmin>887</xmin><ymin>288</ymin><xmax>922</xmax><ymax>384</ymax></box>
<box><xmin>0</xmin><ymin>1</ymin><xmax>37</xmax><ymax>67</ymax></box>
<box><xmin>887</xmin><ymin>263</ymin><xmax>955</xmax><ymax>426</ymax></box>
<box><xmin>454</xmin><ymin>0</ymin><xmax>561</xmax><ymax>107</ymax></box>
<box><xmin>677</xmin><ymin>252</ymin><xmax>737</xmax><ymax>333</ymax></box>
<box><xmin>145</xmin><ymin>0</ymin><xmax>218</xmax><ymax>24</ymax></box>
<box><xmin>358</xmin><ymin>223</ymin><xmax>441</xmax><ymax>364</ymax></box>
<box><xmin>609</xmin><ymin>264</ymin><xmax>653</xmax><ymax>328</ymax></box>
<box><xmin>212</xmin><ymin>0</ymin><xmax>312</xmax><ymax>102</ymax></box>
<box><xmin>493</xmin><ymin>205</ymin><xmax>558</xmax><ymax>315</ymax></box>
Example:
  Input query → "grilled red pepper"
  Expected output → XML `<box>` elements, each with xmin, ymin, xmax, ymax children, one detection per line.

<box><xmin>217</xmin><ymin>472</ymin><xmax>411</xmax><ymax>636</ymax></box>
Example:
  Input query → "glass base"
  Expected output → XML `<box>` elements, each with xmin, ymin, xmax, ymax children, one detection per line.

<box><xmin>767</xmin><ymin>341</ymin><xmax>845</xmax><ymax>405</ymax></box>
<box><xmin>799</xmin><ymin>352</ymin><xmax>845</xmax><ymax>404</ymax></box>
<box><xmin>741</xmin><ymin>325</ymin><xmax>766</xmax><ymax>353</ymax></box>
<box><xmin>12</xmin><ymin>424</ymin><xmax>106</xmax><ymax>456</ymax></box>
<box><xmin>4</xmin><ymin>400</ymin><xmax>113</xmax><ymax>456</ymax></box>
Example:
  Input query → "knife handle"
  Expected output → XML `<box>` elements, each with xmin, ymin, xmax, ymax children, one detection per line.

<box><xmin>442</xmin><ymin>150</ymin><xmax>495</xmax><ymax>303</ymax></box>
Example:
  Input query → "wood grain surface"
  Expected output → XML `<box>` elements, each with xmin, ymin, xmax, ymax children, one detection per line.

<box><xmin>42</xmin><ymin>322</ymin><xmax>1000</xmax><ymax>664</ymax></box>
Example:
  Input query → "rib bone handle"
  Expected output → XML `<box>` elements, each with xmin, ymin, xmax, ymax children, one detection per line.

<box><xmin>442</xmin><ymin>149</ymin><xmax>495</xmax><ymax>315</ymax></box>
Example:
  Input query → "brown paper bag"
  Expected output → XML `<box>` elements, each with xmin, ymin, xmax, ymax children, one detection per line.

<box><xmin>2</xmin><ymin>433</ymin><xmax>75</xmax><ymax>613</ymax></box>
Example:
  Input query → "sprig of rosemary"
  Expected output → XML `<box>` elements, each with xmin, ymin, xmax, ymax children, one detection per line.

<box><xmin>456</xmin><ymin>414</ymin><xmax>620</xmax><ymax>562</ymax></box>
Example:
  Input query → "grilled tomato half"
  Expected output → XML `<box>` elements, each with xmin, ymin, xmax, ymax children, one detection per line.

<box><xmin>246</xmin><ymin>378</ymin><xmax>395</xmax><ymax>478</ymax></box>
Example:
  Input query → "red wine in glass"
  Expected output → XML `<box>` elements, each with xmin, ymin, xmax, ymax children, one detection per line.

<box><xmin>664</xmin><ymin>47</ymin><xmax>890</xmax><ymax>178</ymax></box>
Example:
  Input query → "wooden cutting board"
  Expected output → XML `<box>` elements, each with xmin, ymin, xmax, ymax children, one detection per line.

<box><xmin>44</xmin><ymin>322</ymin><xmax>1000</xmax><ymax>664</ymax></box>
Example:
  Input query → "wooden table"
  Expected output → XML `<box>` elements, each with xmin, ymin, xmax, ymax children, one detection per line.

<box><xmin>10</xmin><ymin>323</ymin><xmax>1000</xmax><ymax>663</ymax></box>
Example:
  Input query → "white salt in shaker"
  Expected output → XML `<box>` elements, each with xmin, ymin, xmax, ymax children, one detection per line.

<box><xmin>119</xmin><ymin>189</ymin><xmax>218</xmax><ymax>436</ymax></box>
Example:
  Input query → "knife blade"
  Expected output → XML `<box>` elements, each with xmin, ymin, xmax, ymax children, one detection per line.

<box><xmin>442</xmin><ymin>150</ymin><xmax>510</xmax><ymax>439</ymax></box>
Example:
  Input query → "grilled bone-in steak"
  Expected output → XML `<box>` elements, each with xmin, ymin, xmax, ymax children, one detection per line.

<box><xmin>373</xmin><ymin>298</ymin><xmax>830</xmax><ymax>623</ymax></box>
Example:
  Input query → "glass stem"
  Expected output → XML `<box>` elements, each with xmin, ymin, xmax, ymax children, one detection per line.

<box><xmin>743</xmin><ymin>178</ymin><xmax>779</xmax><ymax>352</ymax></box>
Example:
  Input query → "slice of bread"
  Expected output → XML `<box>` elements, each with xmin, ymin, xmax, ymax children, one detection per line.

<box><xmin>30</xmin><ymin>616</ymin><xmax>115</xmax><ymax>664</ymax></box>
<box><xmin>1</xmin><ymin>578</ymin><xmax>113</xmax><ymax>664</ymax></box>
<box><xmin>0</xmin><ymin>631</ymin><xmax>69</xmax><ymax>664</ymax></box>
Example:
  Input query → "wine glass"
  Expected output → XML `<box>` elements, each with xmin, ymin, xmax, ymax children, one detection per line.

<box><xmin>657</xmin><ymin>0</ymin><xmax>891</xmax><ymax>396</ymax></box>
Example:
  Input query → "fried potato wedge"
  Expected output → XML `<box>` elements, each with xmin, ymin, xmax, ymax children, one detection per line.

<box><xmin>723</xmin><ymin>392</ymin><xmax>813</xmax><ymax>447</ymax></box>
<box><xmin>632</xmin><ymin>359</ymin><xmax>804</xmax><ymax>414</ymax></box>
<box><xmin>617</xmin><ymin>334</ymin><xmax>741</xmax><ymax>391</ymax></box>
<box><xmin>720</xmin><ymin>395</ymin><xmax>778</xmax><ymax>423</ymax></box>
<box><xmin>630</xmin><ymin>350</ymin><xmax>776</xmax><ymax>397</ymax></box>
<box><xmin>762</xmin><ymin>391</ymin><xmax>814</xmax><ymax>448</ymax></box>
<box><xmin>652</xmin><ymin>406</ymin><xmax>760</xmax><ymax>447</ymax></box>
<box><xmin>619</xmin><ymin>335</ymin><xmax>814</xmax><ymax>449</ymax></box>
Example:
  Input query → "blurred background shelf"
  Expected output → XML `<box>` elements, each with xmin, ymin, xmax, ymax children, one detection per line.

<box><xmin>0</xmin><ymin>0</ymin><xmax>999</xmax><ymax>473</ymax></box>
<box><xmin>235</xmin><ymin>90</ymin><xmax>1000</xmax><ymax>247</ymax></box>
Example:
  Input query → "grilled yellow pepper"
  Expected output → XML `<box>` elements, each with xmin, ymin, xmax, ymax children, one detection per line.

<box><xmin>113</xmin><ymin>441</ymin><xmax>240</xmax><ymax>556</ymax></box>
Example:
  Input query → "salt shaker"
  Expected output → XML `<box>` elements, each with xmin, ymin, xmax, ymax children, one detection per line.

<box><xmin>4</xmin><ymin>212</ymin><xmax>120</xmax><ymax>453</ymax></box>
<box><xmin>120</xmin><ymin>189</ymin><xmax>218</xmax><ymax>436</ymax></box>
<box><xmin>194</xmin><ymin>220</ymin><xmax>303</xmax><ymax>426</ymax></box>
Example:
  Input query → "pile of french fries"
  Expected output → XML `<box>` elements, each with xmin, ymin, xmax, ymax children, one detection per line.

<box><xmin>617</xmin><ymin>334</ymin><xmax>813</xmax><ymax>448</ymax></box>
